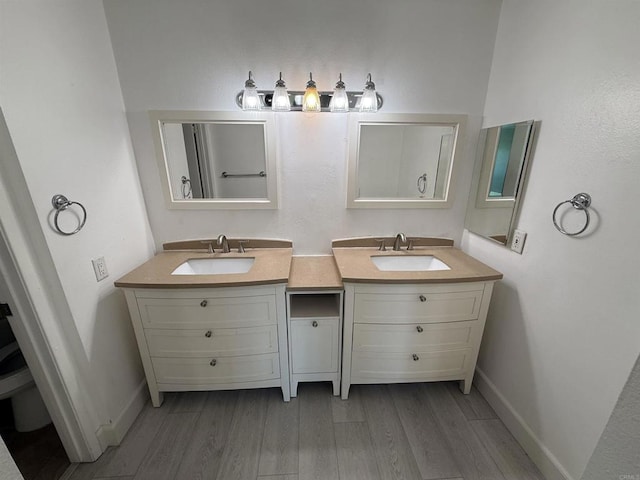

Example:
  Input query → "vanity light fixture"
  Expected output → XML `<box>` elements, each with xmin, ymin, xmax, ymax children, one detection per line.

<box><xmin>241</xmin><ymin>71</ymin><xmax>262</xmax><ymax>111</ymax></box>
<box><xmin>359</xmin><ymin>73</ymin><xmax>378</xmax><ymax>113</ymax></box>
<box><xmin>302</xmin><ymin>73</ymin><xmax>322</xmax><ymax>112</ymax></box>
<box><xmin>271</xmin><ymin>72</ymin><xmax>291</xmax><ymax>111</ymax></box>
<box><xmin>329</xmin><ymin>73</ymin><xmax>349</xmax><ymax>112</ymax></box>
<box><xmin>235</xmin><ymin>71</ymin><xmax>383</xmax><ymax>112</ymax></box>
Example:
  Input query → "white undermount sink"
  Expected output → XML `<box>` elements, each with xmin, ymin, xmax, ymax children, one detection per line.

<box><xmin>371</xmin><ymin>255</ymin><xmax>451</xmax><ymax>272</ymax></box>
<box><xmin>171</xmin><ymin>257</ymin><xmax>255</xmax><ymax>275</ymax></box>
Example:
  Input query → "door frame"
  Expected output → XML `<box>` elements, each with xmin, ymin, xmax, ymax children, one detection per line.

<box><xmin>0</xmin><ymin>108</ymin><xmax>105</xmax><ymax>462</ymax></box>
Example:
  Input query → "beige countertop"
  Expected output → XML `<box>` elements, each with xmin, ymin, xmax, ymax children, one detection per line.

<box><xmin>114</xmin><ymin>248</ymin><xmax>292</xmax><ymax>289</ymax></box>
<box><xmin>287</xmin><ymin>256</ymin><xmax>343</xmax><ymax>291</ymax></box>
<box><xmin>114</xmin><ymin>243</ymin><xmax>501</xmax><ymax>289</ymax></box>
<box><xmin>332</xmin><ymin>246</ymin><xmax>503</xmax><ymax>284</ymax></box>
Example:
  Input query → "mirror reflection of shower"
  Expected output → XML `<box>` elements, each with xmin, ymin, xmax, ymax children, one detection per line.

<box><xmin>464</xmin><ymin>119</ymin><xmax>536</xmax><ymax>246</ymax></box>
<box><xmin>356</xmin><ymin>125</ymin><xmax>455</xmax><ymax>200</ymax></box>
<box><xmin>162</xmin><ymin>121</ymin><xmax>268</xmax><ymax>200</ymax></box>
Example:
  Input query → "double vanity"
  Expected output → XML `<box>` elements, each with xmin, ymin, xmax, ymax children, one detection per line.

<box><xmin>115</xmin><ymin>237</ymin><xmax>502</xmax><ymax>406</ymax></box>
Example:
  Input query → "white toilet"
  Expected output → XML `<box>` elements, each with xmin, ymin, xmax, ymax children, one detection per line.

<box><xmin>0</xmin><ymin>341</ymin><xmax>51</xmax><ymax>432</ymax></box>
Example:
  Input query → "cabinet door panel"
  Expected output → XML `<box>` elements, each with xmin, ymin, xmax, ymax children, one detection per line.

<box><xmin>290</xmin><ymin>318</ymin><xmax>339</xmax><ymax>374</ymax></box>
<box><xmin>146</xmin><ymin>325</ymin><xmax>278</xmax><ymax>357</ymax></box>
<box><xmin>138</xmin><ymin>295</ymin><xmax>276</xmax><ymax>329</ymax></box>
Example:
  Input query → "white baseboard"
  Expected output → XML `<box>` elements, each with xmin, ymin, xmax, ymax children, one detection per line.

<box><xmin>474</xmin><ymin>368</ymin><xmax>573</xmax><ymax>480</ymax></box>
<box><xmin>96</xmin><ymin>379</ymin><xmax>148</xmax><ymax>447</ymax></box>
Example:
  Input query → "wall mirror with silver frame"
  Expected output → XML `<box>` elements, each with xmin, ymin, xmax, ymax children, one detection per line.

<box><xmin>346</xmin><ymin>113</ymin><xmax>467</xmax><ymax>208</ymax></box>
<box><xmin>465</xmin><ymin>120</ymin><xmax>536</xmax><ymax>245</ymax></box>
<box><xmin>150</xmin><ymin>110</ymin><xmax>278</xmax><ymax>209</ymax></box>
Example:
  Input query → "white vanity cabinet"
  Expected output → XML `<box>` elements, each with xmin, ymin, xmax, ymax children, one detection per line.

<box><xmin>123</xmin><ymin>284</ymin><xmax>290</xmax><ymax>406</ymax></box>
<box><xmin>286</xmin><ymin>291</ymin><xmax>343</xmax><ymax>396</ymax></box>
<box><xmin>341</xmin><ymin>281</ymin><xmax>495</xmax><ymax>399</ymax></box>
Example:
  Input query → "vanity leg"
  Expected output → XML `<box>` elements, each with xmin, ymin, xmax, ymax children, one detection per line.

<box><xmin>459</xmin><ymin>376</ymin><xmax>473</xmax><ymax>395</ymax></box>
<box><xmin>332</xmin><ymin>378</ymin><xmax>340</xmax><ymax>396</ymax></box>
<box><xmin>341</xmin><ymin>383</ymin><xmax>351</xmax><ymax>400</ymax></box>
<box><xmin>290</xmin><ymin>378</ymin><xmax>298</xmax><ymax>398</ymax></box>
<box><xmin>281</xmin><ymin>384</ymin><xmax>291</xmax><ymax>402</ymax></box>
<box><xmin>150</xmin><ymin>391</ymin><xmax>164</xmax><ymax>408</ymax></box>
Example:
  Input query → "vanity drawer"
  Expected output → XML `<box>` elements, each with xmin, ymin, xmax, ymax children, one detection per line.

<box><xmin>354</xmin><ymin>289</ymin><xmax>483</xmax><ymax>324</ymax></box>
<box><xmin>145</xmin><ymin>325</ymin><xmax>278</xmax><ymax>358</ymax></box>
<box><xmin>353</xmin><ymin>321</ymin><xmax>475</xmax><ymax>353</ymax></box>
<box><xmin>351</xmin><ymin>349</ymin><xmax>469</xmax><ymax>382</ymax></box>
<box><xmin>152</xmin><ymin>353</ymin><xmax>280</xmax><ymax>385</ymax></box>
<box><xmin>137</xmin><ymin>295</ymin><xmax>276</xmax><ymax>329</ymax></box>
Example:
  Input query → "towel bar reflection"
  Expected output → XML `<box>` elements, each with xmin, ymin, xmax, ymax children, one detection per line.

<box><xmin>552</xmin><ymin>192</ymin><xmax>591</xmax><ymax>236</ymax></box>
<box><xmin>221</xmin><ymin>171</ymin><xmax>266</xmax><ymax>178</ymax></box>
<box><xmin>51</xmin><ymin>194</ymin><xmax>87</xmax><ymax>236</ymax></box>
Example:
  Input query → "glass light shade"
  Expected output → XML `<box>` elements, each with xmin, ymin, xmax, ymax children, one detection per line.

<box><xmin>272</xmin><ymin>85</ymin><xmax>291</xmax><ymax>111</ymax></box>
<box><xmin>242</xmin><ymin>86</ymin><xmax>261</xmax><ymax>110</ymax></box>
<box><xmin>359</xmin><ymin>73</ymin><xmax>378</xmax><ymax>113</ymax></box>
<box><xmin>242</xmin><ymin>71</ymin><xmax>262</xmax><ymax>111</ymax></box>
<box><xmin>302</xmin><ymin>87</ymin><xmax>321</xmax><ymax>112</ymax></box>
<box><xmin>330</xmin><ymin>89</ymin><xmax>349</xmax><ymax>112</ymax></box>
<box><xmin>302</xmin><ymin>73</ymin><xmax>321</xmax><ymax>112</ymax></box>
<box><xmin>330</xmin><ymin>73</ymin><xmax>349</xmax><ymax>112</ymax></box>
<box><xmin>271</xmin><ymin>72</ymin><xmax>290</xmax><ymax>111</ymax></box>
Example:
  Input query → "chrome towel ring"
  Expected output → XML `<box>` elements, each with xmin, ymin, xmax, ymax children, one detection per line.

<box><xmin>552</xmin><ymin>192</ymin><xmax>591</xmax><ymax>236</ymax></box>
<box><xmin>417</xmin><ymin>173</ymin><xmax>427</xmax><ymax>195</ymax></box>
<box><xmin>51</xmin><ymin>194</ymin><xmax>87</xmax><ymax>236</ymax></box>
<box><xmin>180</xmin><ymin>176</ymin><xmax>192</xmax><ymax>199</ymax></box>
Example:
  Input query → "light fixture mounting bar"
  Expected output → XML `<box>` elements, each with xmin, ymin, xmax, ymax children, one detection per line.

<box><xmin>235</xmin><ymin>90</ymin><xmax>383</xmax><ymax>112</ymax></box>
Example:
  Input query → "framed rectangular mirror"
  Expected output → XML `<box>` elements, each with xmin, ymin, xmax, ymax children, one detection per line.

<box><xmin>150</xmin><ymin>110</ymin><xmax>278</xmax><ymax>209</ymax></box>
<box><xmin>346</xmin><ymin>113</ymin><xmax>467</xmax><ymax>208</ymax></box>
<box><xmin>465</xmin><ymin>120</ymin><xmax>537</xmax><ymax>245</ymax></box>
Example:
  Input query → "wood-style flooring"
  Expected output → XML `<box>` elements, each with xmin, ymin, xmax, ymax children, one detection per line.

<box><xmin>67</xmin><ymin>381</ymin><xmax>545</xmax><ymax>480</ymax></box>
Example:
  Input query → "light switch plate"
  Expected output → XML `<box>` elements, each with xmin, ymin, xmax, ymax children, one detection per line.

<box><xmin>511</xmin><ymin>230</ymin><xmax>527</xmax><ymax>254</ymax></box>
<box><xmin>92</xmin><ymin>256</ymin><xmax>109</xmax><ymax>282</ymax></box>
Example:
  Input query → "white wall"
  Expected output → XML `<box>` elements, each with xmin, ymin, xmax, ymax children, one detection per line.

<box><xmin>462</xmin><ymin>1</ymin><xmax>640</xmax><ymax>479</ymax></box>
<box><xmin>0</xmin><ymin>1</ymin><xmax>155</xmax><ymax>438</ymax></box>
<box><xmin>581</xmin><ymin>353</ymin><xmax>640</xmax><ymax>480</ymax></box>
<box><xmin>102</xmin><ymin>0</ymin><xmax>502</xmax><ymax>254</ymax></box>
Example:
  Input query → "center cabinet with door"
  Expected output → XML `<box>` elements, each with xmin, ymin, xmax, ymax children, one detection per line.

<box><xmin>286</xmin><ymin>256</ymin><xmax>344</xmax><ymax>397</ymax></box>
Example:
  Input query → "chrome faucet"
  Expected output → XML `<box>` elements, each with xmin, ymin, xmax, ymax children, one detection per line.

<box><xmin>393</xmin><ymin>232</ymin><xmax>407</xmax><ymax>251</ymax></box>
<box><xmin>217</xmin><ymin>234</ymin><xmax>230</xmax><ymax>253</ymax></box>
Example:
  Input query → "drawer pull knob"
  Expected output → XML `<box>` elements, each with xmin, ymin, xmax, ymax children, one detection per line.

<box><xmin>205</xmin><ymin>330</ymin><xmax>212</xmax><ymax>338</ymax></box>
<box><xmin>210</xmin><ymin>359</ymin><xmax>217</xmax><ymax>366</ymax></box>
<box><xmin>412</xmin><ymin>354</ymin><xmax>420</xmax><ymax>361</ymax></box>
<box><xmin>200</xmin><ymin>300</ymin><xmax>208</xmax><ymax>307</ymax></box>
<box><xmin>416</xmin><ymin>325</ymin><xmax>424</xmax><ymax>333</ymax></box>
<box><xmin>312</xmin><ymin>321</ymin><xmax>318</xmax><ymax>328</ymax></box>
<box><xmin>419</xmin><ymin>295</ymin><xmax>427</xmax><ymax>302</ymax></box>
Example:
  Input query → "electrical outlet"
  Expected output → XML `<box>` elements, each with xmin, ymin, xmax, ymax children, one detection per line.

<box><xmin>92</xmin><ymin>257</ymin><xmax>109</xmax><ymax>282</ymax></box>
<box><xmin>511</xmin><ymin>230</ymin><xmax>527</xmax><ymax>254</ymax></box>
